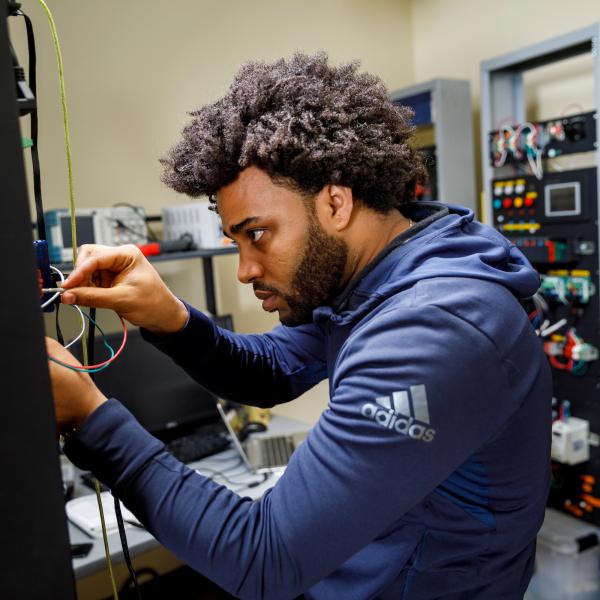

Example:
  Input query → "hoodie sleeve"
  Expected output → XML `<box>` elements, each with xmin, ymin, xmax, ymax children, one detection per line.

<box><xmin>65</xmin><ymin>304</ymin><xmax>543</xmax><ymax>600</ymax></box>
<box><xmin>140</xmin><ymin>303</ymin><xmax>327</xmax><ymax>407</ymax></box>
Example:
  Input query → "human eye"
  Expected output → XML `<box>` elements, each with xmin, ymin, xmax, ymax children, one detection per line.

<box><xmin>248</xmin><ymin>229</ymin><xmax>266</xmax><ymax>243</ymax></box>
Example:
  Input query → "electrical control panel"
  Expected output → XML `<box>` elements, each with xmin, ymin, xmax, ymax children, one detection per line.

<box><xmin>489</xmin><ymin>111</ymin><xmax>597</xmax><ymax>168</ymax></box>
<box><xmin>491</xmin><ymin>169</ymin><xmax>597</xmax><ymax>267</ymax></box>
<box><xmin>492</xmin><ymin>166</ymin><xmax>600</xmax><ymax>522</ymax></box>
<box><xmin>481</xmin><ymin>24</ymin><xmax>600</xmax><ymax>526</ymax></box>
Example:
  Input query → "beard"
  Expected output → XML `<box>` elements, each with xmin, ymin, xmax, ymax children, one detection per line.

<box><xmin>254</xmin><ymin>214</ymin><xmax>348</xmax><ymax>327</ymax></box>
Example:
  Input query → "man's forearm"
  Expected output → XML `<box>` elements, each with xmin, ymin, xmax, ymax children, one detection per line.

<box><xmin>140</xmin><ymin>304</ymin><xmax>314</xmax><ymax>407</ymax></box>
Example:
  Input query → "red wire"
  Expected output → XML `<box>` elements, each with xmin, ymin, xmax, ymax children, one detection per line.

<box><xmin>550</xmin><ymin>355</ymin><xmax>568</xmax><ymax>370</ymax></box>
<box><xmin>50</xmin><ymin>315</ymin><xmax>127</xmax><ymax>370</ymax></box>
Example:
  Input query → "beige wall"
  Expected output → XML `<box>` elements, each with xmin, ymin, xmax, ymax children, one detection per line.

<box><xmin>409</xmin><ymin>0</ymin><xmax>600</xmax><ymax>95</ymax></box>
<box><xmin>18</xmin><ymin>0</ymin><xmax>600</xmax><ymax>424</ymax></box>
<box><xmin>409</xmin><ymin>0</ymin><xmax>600</xmax><ymax>197</ymax></box>
<box><xmin>13</xmin><ymin>0</ymin><xmax>415</xmax><ymax>424</ymax></box>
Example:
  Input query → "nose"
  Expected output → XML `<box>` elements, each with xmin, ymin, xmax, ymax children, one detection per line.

<box><xmin>237</xmin><ymin>251</ymin><xmax>263</xmax><ymax>284</ymax></box>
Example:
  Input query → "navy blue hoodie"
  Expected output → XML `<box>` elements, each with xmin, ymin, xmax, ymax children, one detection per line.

<box><xmin>66</xmin><ymin>202</ymin><xmax>552</xmax><ymax>599</ymax></box>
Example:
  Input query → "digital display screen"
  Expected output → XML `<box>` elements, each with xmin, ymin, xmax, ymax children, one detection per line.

<box><xmin>545</xmin><ymin>183</ymin><xmax>581</xmax><ymax>217</ymax></box>
<box><xmin>60</xmin><ymin>215</ymin><xmax>95</xmax><ymax>247</ymax></box>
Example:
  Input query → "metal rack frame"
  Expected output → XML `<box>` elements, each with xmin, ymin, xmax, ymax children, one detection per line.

<box><xmin>390</xmin><ymin>78</ymin><xmax>476</xmax><ymax>211</ymax></box>
<box><xmin>480</xmin><ymin>23</ymin><xmax>600</xmax><ymax>226</ymax></box>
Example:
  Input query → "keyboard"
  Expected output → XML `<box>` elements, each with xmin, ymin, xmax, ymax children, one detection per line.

<box><xmin>166</xmin><ymin>428</ymin><xmax>231</xmax><ymax>463</ymax></box>
<box><xmin>262</xmin><ymin>436</ymin><xmax>295</xmax><ymax>468</ymax></box>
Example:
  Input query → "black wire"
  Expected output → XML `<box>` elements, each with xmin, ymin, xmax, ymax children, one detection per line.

<box><xmin>114</xmin><ymin>497</ymin><xmax>142</xmax><ymax>600</ymax></box>
<box><xmin>114</xmin><ymin>218</ymin><xmax>150</xmax><ymax>239</ymax></box>
<box><xmin>54</xmin><ymin>303</ymin><xmax>64</xmax><ymax>346</ymax></box>
<box><xmin>86</xmin><ymin>308</ymin><xmax>96</xmax><ymax>379</ymax></box>
<box><xmin>86</xmin><ymin>307</ymin><xmax>142</xmax><ymax>599</ymax></box>
<box><xmin>112</xmin><ymin>202</ymin><xmax>158</xmax><ymax>241</ymax></box>
<box><xmin>199</xmin><ymin>457</ymin><xmax>271</xmax><ymax>488</ymax></box>
<box><xmin>20</xmin><ymin>11</ymin><xmax>46</xmax><ymax>240</ymax></box>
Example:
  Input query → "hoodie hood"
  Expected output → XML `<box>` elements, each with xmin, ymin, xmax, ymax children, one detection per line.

<box><xmin>315</xmin><ymin>202</ymin><xmax>540</xmax><ymax>325</ymax></box>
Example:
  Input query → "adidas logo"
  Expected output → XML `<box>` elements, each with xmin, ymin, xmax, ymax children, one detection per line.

<box><xmin>361</xmin><ymin>385</ymin><xmax>436</xmax><ymax>442</ymax></box>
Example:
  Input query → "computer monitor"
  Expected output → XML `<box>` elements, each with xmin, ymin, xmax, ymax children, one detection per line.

<box><xmin>87</xmin><ymin>328</ymin><xmax>220</xmax><ymax>442</ymax></box>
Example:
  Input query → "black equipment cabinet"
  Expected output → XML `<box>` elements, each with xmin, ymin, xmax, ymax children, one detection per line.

<box><xmin>0</xmin><ymin>3</ymin><xmax>76</xmax><ymax>598</ymax></box>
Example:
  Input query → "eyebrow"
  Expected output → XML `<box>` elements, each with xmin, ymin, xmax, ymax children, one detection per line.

<box><xmin>227</xmin><ymin>216</ymin><xmax>261</xmax><ymax>237</ymax></box>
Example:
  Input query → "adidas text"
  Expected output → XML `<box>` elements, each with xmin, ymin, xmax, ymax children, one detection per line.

<box><xmin>361</xmin><ymin>403</ymin><xmax>436</xmax><ymax>442</ymax></box>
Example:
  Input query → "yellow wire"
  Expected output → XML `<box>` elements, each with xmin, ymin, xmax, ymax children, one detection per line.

<box><xmin>36</xmin><ymin>1</ymin><xmax>77</xmax><ymax>265</ymax></box>
<box><xmin>95</xmin><ymin>479</ymin><xmax>120</xmax><ymax>600</ymax></box>
<box><xmin>37</xmin><ymin>2</ymin><xmax>118</xmax><ymax>597</ymax></box>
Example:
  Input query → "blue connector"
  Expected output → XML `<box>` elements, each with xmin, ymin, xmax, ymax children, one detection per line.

<box><xmin>34</xmin><ymin>239</ymin><xmax>55</xmax><ymax>312</ymax></box>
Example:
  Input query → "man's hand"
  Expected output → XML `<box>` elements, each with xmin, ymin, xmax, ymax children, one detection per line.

<box><xmin>61</xmin><ymin>244</ymin><xmax>188</xmax><ymax>335</ymax></box>
<box><xmin>46</xmin><ymin>338</ymin><xmax>108</xmax><ymax>435</ymax></box>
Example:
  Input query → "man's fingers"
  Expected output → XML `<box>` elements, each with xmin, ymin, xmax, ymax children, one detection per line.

<box><xmin>61</xmin><ymin>286</ymin><xmax>123</xmax><ymax>310</ymax></box>
<box><xmin>64</xmin><ymin>246</ymin><xmax>136</xmax><ymax>288</ymax></box>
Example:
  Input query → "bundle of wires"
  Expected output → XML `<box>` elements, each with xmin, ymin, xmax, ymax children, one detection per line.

<box><xmin>515</xmin><ymin>122</ymin><xmax>544</xmax><ymax>181</ymax></box>
<box><xmin>528</xmin><ymin>292</ymin><xmax>567</xmax><ymax>338</ymax></box>
<box><xmin>492</xmin><ymin>120</ymin><xmax>545</xmax><ymax>180</ymax></box>
<box><xmin>42</xmin><ymin>265</ymin><xmax>128</xmax><ymax>372</ymax></box>
<box><xmin>493</xmin><ymin>124</ymin><xmax>515</xmax><ymax>168</ymax></box>
<box><xmin>548</xmin><ymin>328</ymin><xmax>588</xmax><ymax>376</ymax></box>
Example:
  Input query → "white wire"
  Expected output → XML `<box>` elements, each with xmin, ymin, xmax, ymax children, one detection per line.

<box><xmin>516</xmin><ymin>122</ymin><xmax>544</xmax><ymax>180</ymax></box>
<box><xmin>64</xmin><ymin>304</ymin><xmax>86</xmax><ymax>350</ymax></box>
<box><xmin>494</xmin><ymin>149</ymin><xmax>507</xmax><ymax>168</ymax></box>
<box><xmin>494</xmin><ymin>125</ymin><xmax>515</xmax><ymax>167</ymax></box>
<box><xmin>540</xmin><ymin>318</ymin><xmax>568</xmax><ymax>338</ymax></box>
<box><xmin>40</xmin><ymin>265</ymin><xmax>66</xmax><ymax>309</ymax></box>
<box><xmin>532</xmin><ymin>292</ymin><xmax>549</xmax><ymax>317</ymax></box>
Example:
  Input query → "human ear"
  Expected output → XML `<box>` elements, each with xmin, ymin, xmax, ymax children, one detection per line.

<box><xmin>315</xmin><ymin>184</ymin><xmax>354</xmax><ymax>232</ymax></box>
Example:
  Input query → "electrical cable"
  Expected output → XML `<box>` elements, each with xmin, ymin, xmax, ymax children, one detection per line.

<box><xmin>112</xmin><ymin>202</ymin><xmax>158</xmax><ymax>242</ymax></box>
<box><xmin>36</xmin><ymin>0</ymin><xmax>77</xmax><ymax>265</ymax></box>
<box><xmin>114</xmin><ymin>497</ymin><xmax>142</xmax><ymax>600</ymax></box>
<box><xmin>63</xmin><ymin>304</ymin><xmax>86</xmax><ymax>350</ymax></box>
<box><xmin>198</xmin><ymin>459</ymin><xmax>270</xmax><ymax>489</ymax></box>
<box><xmin>55</xmin><ymin>303</ymin><xmax>65</xmax><ymax>346</ymax></box>
<box><xmin>540</xmin><ymin>318</ymin><xmax>568</xmax><ymax>338</ymax></box>
<box><xmin>94</xmin><ymin>477</ymin><xmax>118</xmax><ymax>600</ymax></box>
<box><xmin>37</xmin><ymin>3</ymin><xmax>118</xmax><ymax>595</ymax></box>
<box><xmin>48</xmin><ymin>314</ymin><xmax>125</xmax><ymax>373</ymax></box>
<box><xmin>516</xmin><ymin>122</ymin><xmax>544</xmax><ymax>180</ymax></box>
<box><xmin>85</xmin><ymin>307</ymin><xmax>141</xmax><ymax>600</ymax></box>
<box><xmin>16</xmin><ymin>9</ymin><xmax>46</xmax><ymax>239</ymax></box>
<box><xmin>40</xmin><ymin>265</ymin><xmax>65</xmax><ymax>308</ymax></box>
<box><xmin>230</xmin><ymin>473</ymin><xmax>271</xmax><ymax>494</ymax></box>
<box><xmin>82</xmin><ymin>305</ymin><xmax>119</xmax><ymax>600</ymax></box>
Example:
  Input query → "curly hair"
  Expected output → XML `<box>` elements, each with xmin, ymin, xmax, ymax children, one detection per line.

<box><xmin>160</xmin><ymin>52</ymin><xmax>426</xmax><ymax>212</ymax></box>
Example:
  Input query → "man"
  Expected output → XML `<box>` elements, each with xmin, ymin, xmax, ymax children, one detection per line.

<box><xmin>47</xmin><ymin>53</ymin><xmax>551</xmax><ymax>599</ymax></box>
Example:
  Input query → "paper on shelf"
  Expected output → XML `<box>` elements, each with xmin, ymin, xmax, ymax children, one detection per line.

<box><xmin>66</xmin><ymin>492</ymin><xmax>141</xmax><ymax>538</ymax></box>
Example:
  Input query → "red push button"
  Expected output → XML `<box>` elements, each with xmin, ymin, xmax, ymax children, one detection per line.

<box><xmin>503</xmin><ymin>198</ymin><xmax>512</xmax><ymax>208</ymax></box>
<box><xmin>525</xmin><ymin>197</ymin><xmax>535</xmax><ymax>207</ymax></box>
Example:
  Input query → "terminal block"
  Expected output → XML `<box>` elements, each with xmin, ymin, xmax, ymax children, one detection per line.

<box><xmin>540</xmin><ymin>271</ymin><xmax>595</xmax><ymax>304</ymax></box>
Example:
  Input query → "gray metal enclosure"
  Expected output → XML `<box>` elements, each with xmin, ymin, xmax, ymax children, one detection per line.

<box><xmin>480</xmin><ymin>23</ymin><xmax>600</xmax><ymax>225</ymax></box>
<box><xmin>390</xmin><ymin>78</ymin><xmax>477</xmax><ymax>212</ymax></box>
